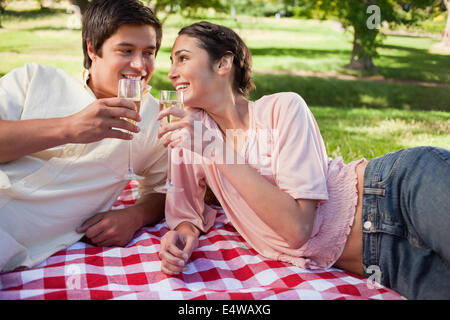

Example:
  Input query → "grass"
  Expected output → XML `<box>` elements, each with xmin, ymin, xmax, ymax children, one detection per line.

<box><xmin>251</xmin><ymin>73</ymin><xmax>450</xmax><ymax>111</ymax></box>
<box><xmin>312</xmin><ymin>107</ymin><xmax>449</xmax><ymax>161</ymax></box>
<box><xmin>376</xmin><ymin>35</ymin><xmax>450</xmax><ymax>83</ymax></box>
<box><xmin>0</xmin><ymin>4</ymin><xmax>449</xmax><ymax>162</ymax></box>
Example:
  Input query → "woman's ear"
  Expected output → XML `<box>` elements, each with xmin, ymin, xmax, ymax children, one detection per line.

<box><xmin>214</xmin><ymin>53</ymin><xmax>234</xmax><ymax>75</ymax></box>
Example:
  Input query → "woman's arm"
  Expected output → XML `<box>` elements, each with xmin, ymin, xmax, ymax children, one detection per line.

<box><xmin>215</xmin><ymin>143</ymin><xmax>316</xmax><ymax>249</ymax></box>
<box><xmin>158</xmin><ymin>105</ymin><xmax>317</xmax><ymax>249</ymax></box>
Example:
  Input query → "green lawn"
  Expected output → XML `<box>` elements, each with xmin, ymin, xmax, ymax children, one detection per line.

<box><xmin>0</xmin><ymin>6</ymin><xmax>449</xmax><ymax>162</ymax></box>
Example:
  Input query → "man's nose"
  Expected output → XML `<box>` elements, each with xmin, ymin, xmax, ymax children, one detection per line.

<box><xmin>131</xmin><ymin>53</ymin><xmax>145</xmax><ymax>70</ymax></box>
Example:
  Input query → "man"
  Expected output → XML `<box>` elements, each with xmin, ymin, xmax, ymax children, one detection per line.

<box><xmin>0</xmin><ymin>0</ymin><xmax>167</xmax><ymax>272</ymax></box>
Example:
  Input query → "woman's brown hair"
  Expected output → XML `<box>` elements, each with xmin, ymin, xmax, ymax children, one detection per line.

<box><xmin>178</xmin><ymin>21</ymin><xmax>255</xmax><ymax>97</ymax></box>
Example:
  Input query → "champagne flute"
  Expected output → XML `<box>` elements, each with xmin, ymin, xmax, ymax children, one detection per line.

<box><xmin>154</xmin><ymin>90</ymin><xmax>184</xmax><ymax>193</ymax></box>
<box><xmin>118</xmin><ymin>78</ymin><xmax>144</xmax><ymax>180</ymax></box>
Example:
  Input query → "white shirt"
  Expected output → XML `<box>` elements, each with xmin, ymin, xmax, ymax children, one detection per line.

<box><xmin>0</xmin><ymin>63</ymin><xmax>167</xmax><ymax>272</ymax></box>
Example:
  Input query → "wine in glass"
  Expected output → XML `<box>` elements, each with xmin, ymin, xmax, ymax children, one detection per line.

<box><xmin>118</xmin><ymin>78</ymin><xmax>144</xmax><ymax>180</ymax></box>
<box><xmin>154</xmin><ymin>90</ymin><xmax>184</xmax><ymax>193</ymax></box>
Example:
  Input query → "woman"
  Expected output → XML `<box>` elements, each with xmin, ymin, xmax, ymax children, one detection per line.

<box><xmin>156</xmin><ymin>21</ymin><xmax>450</xmax><ymax>299</ymax></box>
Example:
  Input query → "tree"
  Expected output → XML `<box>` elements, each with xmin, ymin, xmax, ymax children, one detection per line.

<box><xmin>0</xmin><ymin>0</ymin><xmax>6</xmax><ymax>28</ymax></box>
<box><xmin>146</xmin><ymin>0</ymin><xmax>177</xmax><ymax>24</ymax></box>
<box><xmin>69</xmin><ymin>0</ymin><xmax>92</xmax><ymax>14</ymax></box>
<box><xmin>294</xmin><ymin>0</ymin><xmax>433</xmax><ymax>72</ymax></box>
<box><xmin>440</xmin><ymin>0</ymin><xmax>449</xmax><ymax>47</ymax></box>
<box><xmin>147</xmin><ymin>0</ymin><xmax>226</xmax><ymax>23</ymax></box>
<box><xmin>66</xmin><ymin>0</ymin><xmax>228</xmax><ymax>25</ymax></box>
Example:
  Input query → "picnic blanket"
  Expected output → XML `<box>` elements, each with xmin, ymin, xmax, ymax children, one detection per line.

<box><xmin>0</xmin><ymin>181</ymin><xmax>403</xmax><ymax>300</ymax></box>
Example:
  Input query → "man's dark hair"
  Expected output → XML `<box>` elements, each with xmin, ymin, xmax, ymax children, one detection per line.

<box><xmin>82</xmin><ymin>0</ymin><xmax>162</xmax><ymax>69</ymax></box>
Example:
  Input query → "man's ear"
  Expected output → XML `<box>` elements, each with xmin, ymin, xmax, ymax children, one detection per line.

<box><xmin>214</xmin><ymin>53</ymin><xmax>234</xmax><ymax>75</ymax></box>
<box><xmin>86</xmin><ymin>39</ymin><xmax>98</xmax><ymax>62</ymax></box>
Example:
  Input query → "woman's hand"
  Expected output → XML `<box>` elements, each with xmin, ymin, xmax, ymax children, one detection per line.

<box><xmin>157</xmin><ymin>107</ymin><xmax>224</xmax><ymax>160</ymax></box>
<box><xmin>159</xmin><ymin>230</ymin><xmax>199</xmax><ymax>276</ymax></box>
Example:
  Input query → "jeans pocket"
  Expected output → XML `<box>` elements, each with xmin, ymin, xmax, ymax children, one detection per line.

<box><xmin>377</xmin><ymin>148</ymin><xmax>411</xmax><ymax>188</ymax></box>
<box><xmin>430</xmin><ymin>146</ymin><xmax>450</xmax><ymax>165</ymax></box>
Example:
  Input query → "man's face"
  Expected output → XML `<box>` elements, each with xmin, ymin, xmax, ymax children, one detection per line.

<box><xmin>87</xmin><ymin>24</ymin><xmax>157</xmax><ymax>99</ymax></box>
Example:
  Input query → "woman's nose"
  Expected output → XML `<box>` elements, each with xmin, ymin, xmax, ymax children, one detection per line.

<box><xmin>168</xmin><ymin>65</ymin><xmax>178</xmax><ymax>81</ymax></box>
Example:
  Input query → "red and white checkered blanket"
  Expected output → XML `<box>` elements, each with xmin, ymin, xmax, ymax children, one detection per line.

<box><xmin>0</xmin><ymin>181</ymin><xmax>403</xmax><ymax>300</ymax></box>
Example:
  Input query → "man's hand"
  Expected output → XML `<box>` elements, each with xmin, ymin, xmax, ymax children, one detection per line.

<box><xmin>76</xmin><ymin>208</ymin><xmax>141</xmax><ymax>247</ymax></box>
<box><xmin>66</xmin><ymin>98</ymin><xmax>141</xmax><ymax>144</ymax></box>
<box><xmin>76</xmin><ymin>193</ymin><xmax>165</xmax><ymax>247</ymax></box>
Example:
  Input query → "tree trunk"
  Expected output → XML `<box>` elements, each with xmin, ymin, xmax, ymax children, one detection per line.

<box><xmin>347</xmin><ymin>25</ymin><xmax>379</xmax><ymax>72</ymax></box>
<box><xmin>69</xmin><ymin>0</ymin><xmax>91</xmax><ymax>14</ymax></box>
<box><xmin>0</xmin><ymin>0</ymin><xmax>4</xmax><ymax>29</ymax></box>
<box><xmin>441</xmin><ymin>0</ymin><xmax>450</xmax><ymax>47</ymax></box>
<box><xmin>230</xmin><ymin>0</ymin><xmax>236</xmax><ymax>20</ymax></box>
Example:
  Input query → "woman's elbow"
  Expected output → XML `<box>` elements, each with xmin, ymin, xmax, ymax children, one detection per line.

<box><xmin>285</xmin><ymin>223</ymin><xmax>313</xmax><ymax>249</ymax></box>
<box><xmin>285</xmin><ymin>199</ymin><xmax>317</xmax><ymax>249</ymax></box>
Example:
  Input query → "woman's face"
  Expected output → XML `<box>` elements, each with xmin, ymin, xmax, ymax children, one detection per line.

<box><xmin>168</xmin><ymin>35</ymin><xmax>219</xmax><ymax>108</ymax></box>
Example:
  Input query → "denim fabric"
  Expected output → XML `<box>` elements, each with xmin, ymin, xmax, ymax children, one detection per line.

<box><xmin>362</xmin><ymin>146</ymin><xmax>450</xmax><ymax>300</ymax></box>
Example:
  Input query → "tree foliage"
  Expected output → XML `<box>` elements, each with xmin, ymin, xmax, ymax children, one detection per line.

<box><xmin>146</xmin><ymin>0</ymin><xmax>226</xmax><ymax>23</ymax></box>
<box><xmin>291</xmin><ymin>0</ymin><xmax>439</xmax><ymax>71</ymax></box>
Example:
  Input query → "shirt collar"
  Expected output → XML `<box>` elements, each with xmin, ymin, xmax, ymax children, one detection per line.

<box><xmin>80</xmin><ymin>69</ymin><xmax>152</xmax><ymax>98</ymax></box>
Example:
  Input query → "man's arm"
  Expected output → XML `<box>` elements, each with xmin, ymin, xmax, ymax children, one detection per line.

<box><xmin>0</xmin><ymin>98</ymin><xmax>141</xmax><ymax>164</ymax></box>
<box><xmin>0</xmin><ymin>118</ymin><xmax>70</xmax><ymax>163</ymax></box>
<box><xmin>76</xmin><ymin>193</ymin><xmax>166</xmax><ymax>247</ymax></box>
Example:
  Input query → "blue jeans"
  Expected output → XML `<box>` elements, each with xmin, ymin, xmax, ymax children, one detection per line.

<box><xmin>362</xmin><ymin>146</ymin><xmax>450</xmax><ymax>300</ymax></box>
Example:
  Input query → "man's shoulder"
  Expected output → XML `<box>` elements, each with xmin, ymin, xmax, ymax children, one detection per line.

<box><xmin>142</xmin><ymin>91</ymin><xmax>158</xmax><ymax>105</ymax></box>
<box><xmin>5</xmin><ymin>63</ymin><xmax>80</xmax><ymax>89</ymax></box>
<box><xmin>139</xmin><ymin>91</ymin><xmax>160</xmax><ymax>124</ymax></box>
<box><xmin>25</xmin><ymin>63</ymin><xmax>75</xmax><ymax>80</ymax></box>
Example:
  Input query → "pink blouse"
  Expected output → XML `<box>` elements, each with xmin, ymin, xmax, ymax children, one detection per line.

<box><xmin>165</xmin><ymin>92</ymin><xmax>364</xmax><ymax>269</ymax></box>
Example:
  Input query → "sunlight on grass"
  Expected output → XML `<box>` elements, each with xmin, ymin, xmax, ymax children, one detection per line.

<box><xmin>359</xmin><ymin>94</ymin><xmax>389</xmax><ymax>108</ymax></box>
<box><xmin>311</xmin><ymin>107</ymin><xmax>450</xmax><ymax>162</ymax></box>
<box><xmin>363</xmin><ymin>119</ymin><xmax>449</xmax><ymax>146</ymax></box>
<box><xmin>2</xmin><ymin>11</ymin><xmax>69</xmax><ymax>30</ymax></box>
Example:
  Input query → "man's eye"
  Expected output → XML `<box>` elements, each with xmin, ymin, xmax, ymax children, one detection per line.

<box><xmin>120</xmin><ymin>49</ymin><xmax>132</xmax><ymax>54</ymax></box>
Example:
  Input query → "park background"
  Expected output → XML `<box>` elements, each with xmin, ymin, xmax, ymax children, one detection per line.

<box><xmin>0</xmin><ymin>0</ymin><xmax>449</xmax><ymax>163</ymax></box>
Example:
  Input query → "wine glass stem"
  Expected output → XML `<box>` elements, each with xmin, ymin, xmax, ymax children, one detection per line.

<box><xmin>128</xmin><ymin>140</ymin><xmax>134</xmax><ymax>174</ymax></box>
<box><xmin>167</xmin><ymin>147</ymin><xmax>172</xmax><ymax>185</ymax></box>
